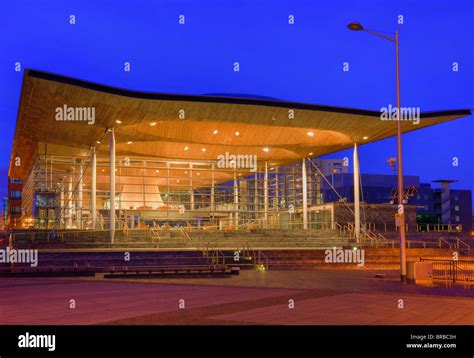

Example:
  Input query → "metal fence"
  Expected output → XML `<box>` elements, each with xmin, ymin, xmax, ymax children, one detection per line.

<box><xmin>420</xmin><ymin>258</ymin><xmax>474</xmax><ymax>285</ymax></box>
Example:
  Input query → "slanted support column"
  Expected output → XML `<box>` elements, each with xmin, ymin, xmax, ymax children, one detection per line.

<box><xmin>211</xmin><ymin>163</ymin><xmax>215</xmax><ymax>212</ymax></box>
<box><xmin>353</xmin><ymin>143</ymin><xmax>361</xmax><ymax>241</ymax></box>
<box><xmin>275</xmin><ymin>167</ymin><xmax>279</xmax><ymax>210</ymax></box>
<box><xmin>166</xmin><ymin>162</ymin><xmax>170</xmax><ymax>221</ymax></box>
<box><xmin>302</xmin><ymin>158</ymin><xmax>308</xmax><ymax>230</ymax></box>
<box><xmin>50</xmin><ymin>156</ymin><xmax>53</xmax><ymax>191</ymax></box>
<box><xmin>264</xmin><ymin>161</ymin><xmax>269</xmax><ymax>228</ymax></box>
<box><xmin>254</xmin><ymin>173</ymin><xmax>258</xmax><ymax>219</ymax></box>
<box><xmin>234</xmin><ymin>171</ymin><xmax>239</xmax><ymax>228</ymax></box>
<box><xmin>77</xmin><ymin>163</ymin><xmax>83</xmax><ymax>229</ymax></box>
<box><xmin>67</xmin><ymin>171</ymin><xmax>73</xmax><ymax>228</ymax></box>
<box><xmin>60</xmin><ymin>184</ymin><xmax>65</xmax><ymax>228</ymax></box>
<box><xmin>189</xmin><ymin>163</ymin><xmax>194</xmax><ymax>213</ymax></box>
<box><xmin>110</xmin><ymin>128</ymin><xmax>116</xmax><ymax>243</ymax></box>
<box><xmin>91</xmin><ymin>148</ymin><xmax>97</xmax><ymax>230</ymax></box>
<box><xmin>142</xmin><ymin>160</ymin><xmax>146</xmax><ymax>208</ymax></box>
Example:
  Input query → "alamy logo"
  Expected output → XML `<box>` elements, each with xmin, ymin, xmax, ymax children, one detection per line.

<box><xmin>55</xmin><ymin>104</ymin><xmax>96</xmax><ymax>125</ymax></box>
<box><xmin>0</xmin><ymin>248</ymin><xmax>38</xmax><ymax>267</ymax></box>
<box><xmin>217</xmin><ymin>152</ymin><xmax>257</xmax><ymax>172</ymax></box>
<box><xmin>325</xmin><ymin>247</ymin><xmax>365</xmax><ymax>267</ymax></box>
<box><xmin>380</xmin><ymin>104</ymin><xmax>420</xmax><ymax>125</ymax></box>
<box><xmin>18</xmin><ymin>333</ymin><xmax>55</xmax><ymax>351</ymax></box>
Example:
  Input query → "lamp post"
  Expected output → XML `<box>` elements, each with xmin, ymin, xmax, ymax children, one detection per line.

<box><xmin>348</xmin><ymin>22</ymin><xmax>407</xmax><ymax>282</ymax></box>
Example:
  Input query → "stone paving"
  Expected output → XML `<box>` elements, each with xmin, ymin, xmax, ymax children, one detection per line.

<box><xmin>0</xmin><ymin>270</ymin><xmax>473</xmax><ymax>325</ymax></box>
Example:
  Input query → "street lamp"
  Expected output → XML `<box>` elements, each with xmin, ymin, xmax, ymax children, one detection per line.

<box><xmin>348</xmin><ymin>22</ymin><xmax>407</xmax><ymax>282</ymax></box>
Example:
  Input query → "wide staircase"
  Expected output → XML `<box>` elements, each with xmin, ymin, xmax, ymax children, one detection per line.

<box><xmin>2</xmin><ymin>227</ymin><xmax>470</xmax><ymax>273</ymax></box>
<box><xmin>3</xmin><ymin>228</ymin><xmax>353</xmax><ymax>250</ymax></box>
<box><xmin>4</xmin><ymin>227</ymin><xmax>472</xmax><ymax>254</ymax></box>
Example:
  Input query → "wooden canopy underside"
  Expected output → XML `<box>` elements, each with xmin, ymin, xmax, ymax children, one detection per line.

<box><xmin>9</xmin><ymin>69</ymin><xmax>471</xmax><ymax>183</ymax></box>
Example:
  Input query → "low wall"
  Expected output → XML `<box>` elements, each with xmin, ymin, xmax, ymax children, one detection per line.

<box><xmin>333</xmin><ymin>202</ymin><xmax>417</xmax><ymax>232</ymax></box>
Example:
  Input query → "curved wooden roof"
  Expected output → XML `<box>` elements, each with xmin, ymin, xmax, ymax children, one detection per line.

<box><xmin>9</xmin><ymin>69</ymin><xmax>471</xmax><ymax>180</ymax></box>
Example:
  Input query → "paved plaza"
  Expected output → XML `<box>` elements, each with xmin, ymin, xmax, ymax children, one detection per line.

<box><xmin>1</xmin><ymin>270</ymin><xmax>473</xmax><ymax>325</ymax></box>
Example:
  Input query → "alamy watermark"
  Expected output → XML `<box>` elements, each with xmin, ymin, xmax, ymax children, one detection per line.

<box><xmin>0</xmin><ymin>247</ymin><xmax>38</xmax><ymax>267</ymax></box>
<box><xmin>380</xmin><ymin>104</ymin><xmax>420</xmax><ymax>125</ymax></box>
<box><xmin>55</xmin><ymin>104</ymin><xmax>95</xmax><ymax>125</ymax></box>
<box><xmin>217</xmin><ymin>152</ymin><xmax>257</xmax><ymax>172</ymax></box>
<box><xmin>325</xmin><ymin>247</ymin><xmax>365</xmax><ymax>267</ymax></box>
<box><xmin>18</xmin><ymin>332</ymin><xmax>55</xmax><ymax>351</ymax></box>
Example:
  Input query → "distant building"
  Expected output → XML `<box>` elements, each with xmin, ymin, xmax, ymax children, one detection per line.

<box><xmin>413</xmin><ymin>181</ymin><xmax>472</xmax><ymax>232</ymax></box>
<box><xmin>320</xmin><ymin>173</ymin><xmax>472</xmax><ymax>232</ymax></box>
<box><xmin>7</xmin><ymin>178</ymin><xmax>23</xmax><ymax>228</ymax></box>
<box><xmin>321</xmin><ymin>173</ymin><xmax>420</xmax><ymax>204</ymax></box>
<box><xmin>1</xmin><ymin>196</ymin><xmax>7</xmax><ymax>229</ymax></box>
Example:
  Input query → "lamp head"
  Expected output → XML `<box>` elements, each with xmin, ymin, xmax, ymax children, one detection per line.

<box><xmin>347</xmin><ymin>22</ymin><xmax>364</xmax><ymax>31</ymax></box>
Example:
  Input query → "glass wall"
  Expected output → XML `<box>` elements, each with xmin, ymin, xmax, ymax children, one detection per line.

<box><xmin>25</xmin><ymin>154</ymin><xmax>333</xmax><ymax>230</ymax></box>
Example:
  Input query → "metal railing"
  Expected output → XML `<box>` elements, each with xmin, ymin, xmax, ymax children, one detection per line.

<box><xmin>178</xmin><ymin>227</ymin><xmax>225</xmax><ymax>267</ymax></box>
<box><xmin>420</xmin><ymin>258</ymin><xmax>474</xmax><ymax>286</ymax></box>
<box><xmin>454</xmin><ymin>237</ymin><xmax>471</xmax><ymax>256</ymax></box>
<box><xmin>417</xmin><ymin>223</ymin><xmax>462</xmax><ymax>233</ymax></box>
<box><xmin>241</xmin><ymin>241</ymin><xmax>269</xmax><ymax>270</ymax></box>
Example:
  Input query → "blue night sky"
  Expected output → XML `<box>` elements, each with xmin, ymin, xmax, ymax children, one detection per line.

<box><xmin>0</xmin><ymin>0</ymin><xmax>473</xmax><ymax>205</ymax></box>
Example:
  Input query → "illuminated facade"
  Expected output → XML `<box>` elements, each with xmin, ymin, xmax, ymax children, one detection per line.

<box><xmin>8</xmin><ymin>70</ymin><xmax>471</xmax><ymax>240</ymax></box>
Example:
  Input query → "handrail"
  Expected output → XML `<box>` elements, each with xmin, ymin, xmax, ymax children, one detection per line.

<box><xmin>438</xmin><ymin>237</ymin><xmax>453</xmax><ymax>249</ymax></box>
<box><xmin>257</xmin><ymin>250</ymin><xmax>269</xmax><ymax>270</ymax></box>
<box><xmin>376</xmin><ymin>232</ymin><xmax>396</xmax><ymax>248</ymax></box>
<box><xmin>240</xmin><ymin>240</ymin><xmax>269</xmax><ymax>270</ymax></box>
<box><xmin>455</xmin><ymin>237</ymin><xmax>471</xmax><ymax>255</ymax></box>
<box><xmin>150</xmin><ymin>227</ymin><xmax>161</xmax><ymax>242</ymax></box>
<box><xmin>362</xmin><ymin>230</ymin><xmax>396</xmax><ymax>248</ymax></box>
<box><xmin>454</xmin><ymin>263</ymin><xmax>472</xmax><ymax>289</ymax></box>
<box><xmin>422</xmin><ymin>257</ymin><xmax>474</xmax><ymax>286</ymax></box>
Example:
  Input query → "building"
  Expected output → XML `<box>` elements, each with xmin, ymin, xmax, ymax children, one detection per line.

<box><xmin>7</xmin><ymin>178</ymin><xmax>23</xmax><ymax>228</ymax></box>
<box><xmin>322</xmin><ymin>173</ymin><xmax>420</xmax><ymax>204</ymax></box>
<box><xmin>1</xmin><ymin>196</ymin><xmax>8</xmax><ymax>229</ymax></box>
<box><xmin>414</xmin><ymin>181</ymin><xmax>472</xmax><ymax>232</ymax></box>
<box><xmin>7</xmin><ymin>69</ymin><xmax>471</xmax><ymax>239</ymax></box>
<box><xmin>321</xmin><ymin>173</ymin><xmax>472</xmax><ymax>232</ymax></box>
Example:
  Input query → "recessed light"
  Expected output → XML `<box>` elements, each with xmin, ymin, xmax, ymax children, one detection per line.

<box><xmin>96</xmin><ymin>141</ymin><xmax>101</xmax><ymax>144</ymax></box>
<box><xmin>308</xmin><ymin>152</ymin><xmax>314</xmax><ymax>156</ymax></box>
<box><xmin>176</xmin><ymin>179</ymin><xmax>180</xmax><ymax>183</ymax></box>
<box><xmin>115</xmin><ymin>120</ymin><xmax>122</xmax><ymax>124</ymax></box>
<box><xmin>307</xmin><ymin>131</ymin><xmax>314</xmax><ymax>137</ymax></box>
<box><xmin>263</xmin><ymin>147</ymin><xmax>270</xmax><ymax>153</ymax></box>
<box><xmin>150</xmin><ymin>122</ymin><xmax>157</xmax><ymax>126</ymax></box>
<box><xmin>127</xmin><ymin>141</ymin><xmax>133</xmax><ymax>144</ymax></box>
<box><xmin>184</xmin><ymin>171</ymin><xmax>188</xmax><ymax>174</ymax></box>
<box><xmin>213</xmin><ymin>129</ymin><xmax>218</xmax><ymax>135</ymax></box>
<box><xmin>201</xmin><ymin>148</ymin><xmax>206</xmax><ymax>152</ymax></box>
<box><xmin>235</xmin><ymin>131</ymin><xmax>240</xmax><ymax>136</ymax></box>
<box><xmin>196</xmin><ymin>172</ymin><xmax>200</xmax><ymax>176</ymax></box>
<box><xmin>155</xmin><ymin>170</ymin><xmax>160</xmax><ymax>173</ymax></box>
<box><xmin>184</xmin><ymin>146</ymin><xmax>189</xmax><ymax>151</ymax></box>
<box><xmin>363</xmin><ymin>136</ymin><xmax>369</xmax><ymax>140</ymax></box>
